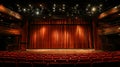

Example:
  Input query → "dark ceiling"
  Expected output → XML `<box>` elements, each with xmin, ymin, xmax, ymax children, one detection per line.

<box><xmin>0</xmin><ymin>0</ymin><xmax>120</xmax><ymax>24</ymax></box>
<box><xmin>0</xmin><ymin>0</ymin><xmax>120</xmax><ymax>19</ymax></box>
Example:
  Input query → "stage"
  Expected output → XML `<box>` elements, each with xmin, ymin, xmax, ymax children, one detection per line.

<box><xmin>26</xmin><ymin>49</ymin><xmax>101</xmax><ymax>54</ymax></box>
<box><xmin>0</xmin><ymin>49</ymin><xmax>120</xmax><ymax>65</ymax></box>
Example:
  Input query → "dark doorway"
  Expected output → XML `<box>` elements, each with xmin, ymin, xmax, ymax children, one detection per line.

<box><xmin>0</xmin><ymin>34</ymin><xmax>19</xmax><ymax>51</ymax></box>
<box><xmin>101</xmin><ymin>33</ymin><xmax>120</xmax><ymax>51</ymax></box>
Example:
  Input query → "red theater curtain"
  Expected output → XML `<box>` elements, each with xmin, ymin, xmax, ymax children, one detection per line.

<box><xmin>29</xmin><ymin>19</ymin><xmax>93</xmax><ymax>49</ymax></box>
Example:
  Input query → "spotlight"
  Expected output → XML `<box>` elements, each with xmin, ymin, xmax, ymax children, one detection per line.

<box><xmin>35</xmin><ymin>11</ymin><xmax>40</xmax><ymax>15</ymax></box>
<box><xmin>76</xmin><ymin>4</ymin><xmax>79</xmax><ymax>7</ymax></box>
<box><xmin>118</xmin><ymin>27</ymin><xmax>120</xmax><ymax>30</ymax></box>
<box><xmin>23</xmin><ymin>8</ymin><xmax>27</xmax><ymax>12</ymax></box>
<box><xmin>91</xmin><ymin>7</ymin><xmax>97</xmax><ymax>12</ymax></box>
<box><xmin>53</xmin><ymin>4</ymin><xmax>56</xmax><ymax>7</ymax></box>
<box><xmin>40</xmin><ymin>4</ymin><xmax>42</xmax><ymax>7</ymax></box>
<box><xmin>87</xmin><ymin>4</ymin><xmax>91</xmax><ymax>7</ymax></box>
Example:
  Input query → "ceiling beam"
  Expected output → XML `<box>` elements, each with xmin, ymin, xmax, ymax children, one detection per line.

<box><xmin>0</xmin><ymin>4</ymin><xmax>22</xmax><ymax>20</ymax></box>
<box><xmin>98</xmin><ymin>5</ymin><xmax>120</xmax><ymax>19</ymax></box>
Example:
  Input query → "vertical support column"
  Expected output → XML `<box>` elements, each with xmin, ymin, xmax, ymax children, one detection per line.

<box><xmin>20</xmin><ymin>20</ymin><xmax>28</xmax><ymax>51</ymax></box>
<box><xmin>92</xmin><ymin>19</ymin><xmax>102</xmax><ymax>50</ymax></box>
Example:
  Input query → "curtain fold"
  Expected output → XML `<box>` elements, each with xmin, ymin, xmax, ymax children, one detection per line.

<box><xmin>29</xmin><ymin>19</ymin><xmax>93</xmax><ymax>49</ymax></box>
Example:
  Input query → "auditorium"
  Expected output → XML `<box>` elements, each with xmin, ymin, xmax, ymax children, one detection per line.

<box><xmin>0</xmin><ymin>0</ymin><xmax>120</xmax><ymax>67</ymax></box>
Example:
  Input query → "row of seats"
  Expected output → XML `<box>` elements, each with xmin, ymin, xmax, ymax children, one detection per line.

<box><xmin>0</xmin><ymin>61</ymin><xmax>120</xmax><ymax>67</ymax></box>
<box><xmin>0</xmin><ymin>51</ymin><xmax>120</xmax><ymax>64</ymax></box>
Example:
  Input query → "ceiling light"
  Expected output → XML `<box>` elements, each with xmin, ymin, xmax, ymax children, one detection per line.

<box><xmin>63</xmin><ymin>4</ymin><xmax>65</xmax><ymax>6</ymax></box>
<box><xmin>118</xmin><ymin>27</ymin><xmax>120</xmax><ymax>30</ymax></box>
<box><xmin>16</xmin><ymin>4</ymin><xmax>20</xmax><ymax>7</ymax></box>
<box><xmin>86</xmin><ymin>8</ymin><xmax>88</xmax><ymax>11</ymax></box>
<box><xmin>29</xmin><ymin>4</ymin><xmax>32</xmax><ymax>7</ymax></box>
<box><xmin>9</xmin><ymin>17</ymin><xmax>12</xmax><ymax>20</ymax></box>
<box><xmin>76</xmin><ymin>4</ymin><xmax>79</xmax><ymax>7</ymax></box>
<box><xmin>59</xmin><ymin>8</ymin><xmax>62</xmax><ymax>11</ymax></box>
<box><xmin>23</xmin><ymin>8</ymin><xmax>27</xmax><ymax>12</ymax></box>
<box><xmin>53</xmin><ymin>10</ymin><xmax>55</xmax><ymax>12</ymax></box>
<box><xmin>114</xmin><ymin>6</ymin><xmax>117</xmax><ymax>8</ymax></box>
<box><xmin>53</xmin><ymin>7</ymin><xmax>55</xmax><ymax>9</ymax></box>
<box><xmin>43</xmin><ymin>16</ymin><xmax>46</xmax><ymax>19</ymax></box>
<box><xmin>91</xmin><ymin>7</ymin><xmax>97</xmax><ymax>12</ymax></box>
<box><xmin>0</xmin><ymin>19</ymin><xmax>3</xmax><ymax>21</ymax></box>
<box><xmin>40</xmin><ymin>4</ymin><xmax>42</xmax><ymax>7</ymax></box>
<box><xmin>87</xmin><ymin>4</ymin><xmax>91</xmax><ymax>7</ymax></box>
<box><xmin>49</xmin><ymin>13</ymin><xmax>51</xmax><ymax>16</ymax></box>
<box><xmin>71</xmin><ymin>14</ymin><xmax>73</xmax><ymax>16</ymax></box>
<box><xmin>53</xmin><ymin>4</ymin><xmax>56</xmax><ymax>7</ymax></box>
<box><xmin>35</xmin><ymin>11</ymin><xmax>40</xmax><ymax>15</ymax></box>
<box><xmin>74</xmin><ymin>7</ymin><xmax>77</xmax><ymax>9</ymax></box>
<box><xmin>99</xmin><ymin>4</ymin><xmax>103</xmax><ymax>7</ymax></box>
<box><xmin>62</xmin><ymin>7</ymin><xmax>65</xmax><ymax>9</ymax></box>
<box><xmin>62</xmin><ymin>10</ymin><xmax>65</xmax><ymax>12</ymax></box>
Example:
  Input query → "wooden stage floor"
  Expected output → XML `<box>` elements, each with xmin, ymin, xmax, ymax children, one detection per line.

<box><xmin>26</xmin><ymin>49</ymin><xmax>102</xmax><ymax>54</ymax></box>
